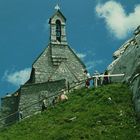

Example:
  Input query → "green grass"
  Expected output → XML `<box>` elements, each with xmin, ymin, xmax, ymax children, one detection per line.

<box><xmin>0</xmin><ymin>83</ymin><xmax>140</xmax><ymax>140</ymax></box>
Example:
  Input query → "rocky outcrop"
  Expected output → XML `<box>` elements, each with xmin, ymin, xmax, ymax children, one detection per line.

<box><xmin>107</xmin><ymin>25</ymin><xmax>140</xmax><ymax>118</ymax></box>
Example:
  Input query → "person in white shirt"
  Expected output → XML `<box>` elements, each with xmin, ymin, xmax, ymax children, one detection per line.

<box><xmin>42</xmin><ymin>98</ymin><xmax>48</xmax><ymax>111</ymax></box>
<box><xmin>93</xmin><ymin>70</ymin><xmax>100</xmax><ymax>88</ymax></box>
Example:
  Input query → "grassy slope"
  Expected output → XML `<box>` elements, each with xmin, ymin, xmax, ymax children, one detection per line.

<box><xmin>0</xmin><ymin>83</ymin><xmax>140</xmax><ymax>140</ymax></box>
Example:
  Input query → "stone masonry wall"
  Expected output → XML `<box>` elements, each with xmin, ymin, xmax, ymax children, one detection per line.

<box><xmin>33</xmin><ymin>43</ymin><xmax>86</xmax><ymax>87</ymax></box>
<box><xmin>19</xmin><ymin>79</ymin><xmax>66</xmax><ymax>118</ymax></box>
<box><xmin>0</xmin><ymin>93</ymin><xmax>20</xmax><ymax>127</ymax></box>
<box><xmin>33</xmin><ymin>46</ymin><xmax>54</xmax><ymax>83</ymax></box>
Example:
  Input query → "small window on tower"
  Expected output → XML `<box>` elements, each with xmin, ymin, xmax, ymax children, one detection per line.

<box><xmin>56</xmin><ymin>20</ymin><xmax>61</xmax><ymax>42</ymax></box>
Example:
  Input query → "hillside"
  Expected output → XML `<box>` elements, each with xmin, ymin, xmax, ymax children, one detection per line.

<box><xmin>0</xmin><ymin>83</ymin><xmax>140</xmax><ymax>140</ymax></box>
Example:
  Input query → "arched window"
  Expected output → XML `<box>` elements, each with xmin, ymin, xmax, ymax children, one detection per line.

<box><xmin>56</xmin><ymin>20</ymin><xmax>61</xmax><ymax>42</ymax></box>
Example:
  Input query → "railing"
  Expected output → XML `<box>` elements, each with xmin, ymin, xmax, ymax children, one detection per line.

<box><xmin>0</xmin><ymin>73</ymin><xmax>125</xmax><ymax>130</ymax></box>
<box><xmin>0</xmin><ymin>79</ymin><xmax>85</xmax><ymax>130</ymax></box>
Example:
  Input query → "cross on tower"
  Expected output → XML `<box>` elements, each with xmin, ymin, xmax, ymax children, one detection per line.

<box><xmin>55</xmin><ymin>4</ymin><xmax>60</xmax><ymax>10</ymax></box>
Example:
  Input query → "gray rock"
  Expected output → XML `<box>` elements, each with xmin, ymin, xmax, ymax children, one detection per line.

<box><xmin>107</xmin><ymin>25</ymin><xmax>140</xmax><ymax>118</ymax></box>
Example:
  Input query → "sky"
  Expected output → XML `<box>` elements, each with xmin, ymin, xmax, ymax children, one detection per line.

<box><xmin>0</xmin><ymin>0</ymin><xmax>140</xmax><ymax>98</ymax></box>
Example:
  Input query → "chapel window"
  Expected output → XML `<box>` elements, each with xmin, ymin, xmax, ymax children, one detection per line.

<box><xmin>56</xmin><ymin>20</ymin><xmax>61</xmax><ymax>42</ymax></box>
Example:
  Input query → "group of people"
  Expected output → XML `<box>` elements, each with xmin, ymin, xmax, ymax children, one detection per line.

<box><xmin>84</xmin><ymin>70</ymin><xmax>110</xmax><ymax>88</ymax></box>
<box><xmin>41</xmin><ymin>89</ymin><xmax>68</xmax><ymax>112</ymax></box>
<box><xmin>41</xmin><ymin>69</ymin><xmax>110</xmax><ymax>111</ymax></box>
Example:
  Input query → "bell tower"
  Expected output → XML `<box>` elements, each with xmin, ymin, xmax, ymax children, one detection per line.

<box><xmin>49</xmin><ymin>5</ymin><xmax>67</xmax><ymax>45</ymax></box>
<box><xmin>32</xmin><ymin>5</ymin><xmax>86</xmax><ymax>83</ymax></box>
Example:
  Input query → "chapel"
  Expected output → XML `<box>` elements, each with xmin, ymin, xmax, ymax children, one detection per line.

<box><xmin>0</xmin><ymin>5</ymin><xmax>86</xmax><ymax>126</ymax></box>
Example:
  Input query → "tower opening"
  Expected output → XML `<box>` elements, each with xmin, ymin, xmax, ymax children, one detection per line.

<box><xmin>56</xmin><ymin>20</ymin><xmax>61</xmax><ymax>42</ymax></box>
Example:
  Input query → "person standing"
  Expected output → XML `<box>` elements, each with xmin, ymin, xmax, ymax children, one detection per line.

<box><xmin>42</xmin><ymin>98</ymin><xmax>48</xmax><ymax>112</ymax></box>
<box><xmin>100</xmin><ymin>73</ymin><xmax>104</xmax><ymax>86</ymax></box>
<box><xmin>84</xmin><ymin>70</ymin><xmax>91</xmax><ymax>88</ymax></box>
<box><xmin>18</xmin><ymin>110</ymin><xmax>23</xmax><ymax>120</ymax></box>
<box><xmin>93</xmin><ymin>70</ymin><xmax>100</xmax><ymax>87</ymax></box>
<box><xmin>52</xmin><ymin>96</ymin><xmax>58</xmax><ymax>107</ymax></box>
<box><xmin>103</xmin><ymin>70</ymin><xmax>109</xmax><ymax>85</ymax></box>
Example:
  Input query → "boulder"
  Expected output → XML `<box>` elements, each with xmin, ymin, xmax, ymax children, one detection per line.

<box><xmin>107</xmin><ymin>25</ymin><xmax>140</xmax><ymax>118</ymax></box>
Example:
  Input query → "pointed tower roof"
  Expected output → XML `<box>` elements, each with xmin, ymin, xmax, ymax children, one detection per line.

<box><xmin>49</xmin><ymin>5</ymin><xmax>66</xmax><ymax>24</ymax></box>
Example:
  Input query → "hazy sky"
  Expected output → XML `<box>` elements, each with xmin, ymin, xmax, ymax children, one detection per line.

<box><xmin>0</xmin><ymin>0</ymin><xmax>140</xmax><ymax>97</ymax></box>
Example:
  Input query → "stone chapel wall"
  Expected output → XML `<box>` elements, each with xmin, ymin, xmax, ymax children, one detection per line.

<box><xmin>19</xmin><ymin>79</ymin><xmax>66</xmax><ymax>118</ymax></box>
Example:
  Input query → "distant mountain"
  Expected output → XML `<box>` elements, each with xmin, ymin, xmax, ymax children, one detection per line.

<box><xmin>107</xmin><ymin>25</ymin><xmax>140</xmax><ymax>118</ymax></box>
<box><xmin>0</xmin><ymin>83</ymin><xmax>140</xmax><ymax>140</ymax></box>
